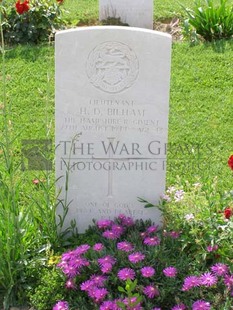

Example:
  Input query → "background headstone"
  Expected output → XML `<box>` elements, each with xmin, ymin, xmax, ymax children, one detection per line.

<box><xmin>55</xmin><ymin>26</ymin><xmax>171</xmax><ymax>233</ymax></box>
<box><xmin>99</xmin><ymin>0</ymin><xmax>153</xmax><ymax>29</ymax></box>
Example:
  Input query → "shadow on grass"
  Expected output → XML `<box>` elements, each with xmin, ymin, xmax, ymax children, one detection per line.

<box><xmin>204</xmin><ymin>38</ymin><xmax>233</xmax><ymax>53</ymax></box>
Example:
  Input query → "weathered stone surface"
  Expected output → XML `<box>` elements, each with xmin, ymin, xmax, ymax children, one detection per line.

<box><xmin>55</xmin><ymin>26</ymin><xmax>171</xmax><ymax>233</ymax></box>
<box><xmin>99</xmin><ymin>0</ymin><xmax>153</xmax><ymax>29</ymax></box>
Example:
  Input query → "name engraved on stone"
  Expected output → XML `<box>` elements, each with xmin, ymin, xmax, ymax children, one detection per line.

<box><xmin>86</xmin><ymin>41</ymin><xmax>139</xmax><ymax>93</ymax></box>
<box><xmin>55</xmin><ymin>26</ymin><xmax>171</xmax><ymax>233</ymax></box>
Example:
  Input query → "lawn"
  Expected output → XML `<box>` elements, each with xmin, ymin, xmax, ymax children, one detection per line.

<box><xmin>0</xmin><ymin>0</ymin><xmax>233</xmax><ymax>309</ymax></box>
<box><xmin>1</xmin><ymin>39</ymin><xmax>233</xmax><ymax>190</ymax></box>
<box><xmin>4</xmin><ymin>0</ymin><xmax>220</xmax><ymax>22</ymax></box>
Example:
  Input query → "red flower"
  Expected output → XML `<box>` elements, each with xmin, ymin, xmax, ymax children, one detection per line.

<box><xmin>228</xmin><ymin>154</ymin><xmax>233</xmax><ymax>170</ymax></box>
<box><xmin>224</xmin><ymin>207</ymin><xmax>233</xmax><ymax>219</ymax></box>
<box><xmin>56</xmin><ymin>0</ymin><xmax>64</xmax><ymax>3</ymax></box>
<box><xmin>15</xmin><ymin>0</ymin><xmax>30</xmax><ymax>15</ymax></box>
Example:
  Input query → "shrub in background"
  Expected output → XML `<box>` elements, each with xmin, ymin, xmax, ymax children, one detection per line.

<box><xmin>1</xmin><ymin>0</ymin><xmax>65</xmax><ymax>44</ymax></box>
<box><xmin>183</xmin><ymin>0</ymin><xmax>233</xmax><ymax>42</ymax></box>
<box><xmin>161</xmin><ymin>178</ymin><xmax>233</xmax><ymax>264</ymax></box>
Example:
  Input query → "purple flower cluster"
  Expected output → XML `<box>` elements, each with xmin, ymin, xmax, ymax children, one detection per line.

<box><xmin>54</xmin><ymin>214</ymin><xmax>233</xmax><ymax>310</ymax></box>
<box><xmin>53</xmin><ymin>300</ymin><xmax>69</xmax><ymax>310</ymax></box>
<box><xmin>98</xmin><ymin>255</ymin><xmax>117</xmax><ymax>274</ymax></box>
<box><xmin>57</xmin><ymin>244</ymin><xmax>90</xmax><ymax>278</ymax></box>
<box><xmin>182</xmin><ymin>263</ymin><xmax>232</xmax><ymax>293</ymax></box>
<box><xmin>97</xmin><ymin>214</ymin><xmax>135</xmax><ymax>240</ymax></box>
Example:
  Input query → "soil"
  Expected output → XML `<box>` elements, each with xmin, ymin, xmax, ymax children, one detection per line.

<box><xmin>153</xmin><ymin>17</ymin><xmax>183</xmax><ymax>41</ymax></box>
<box><xmin>77</xmin><ymin>17</ymin><xmax>183</xmax><ymax>42</ymax></box>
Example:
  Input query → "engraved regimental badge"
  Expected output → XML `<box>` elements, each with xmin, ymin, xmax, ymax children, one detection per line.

<box><xmin>86</xmin><ymin>42</ymin><xmax>139</xmax><ymax>93</ymax></box>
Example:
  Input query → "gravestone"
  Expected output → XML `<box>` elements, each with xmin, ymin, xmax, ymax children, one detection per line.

<box><xmin>99</xmin><ymin>0</ymin><xmax>153</xmax><ymax>29</ymax></box>
<box><xmin>55</xmin><ymin>26</ymin><xmax>171</xmax><ymax>233</ymax></box>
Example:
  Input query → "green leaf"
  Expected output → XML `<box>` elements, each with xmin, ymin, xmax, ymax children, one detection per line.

<box><xmin>118</xmin><ymin>286</ymin><xmax>126</xmax><ymax>293</ymax></box>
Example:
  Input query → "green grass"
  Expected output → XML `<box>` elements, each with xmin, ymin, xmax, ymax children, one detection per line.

<box><xmin>2</xmin><ymin>0</ymin><xmax>221</xmax><ymax>23</ymax></box>
<box><xmin>62</xmin><ymin>0</ymin><xmax>221</xmax><ymax>24</ymax></box>
<box><xmin>1</xmin><ymin>1</ymin><xmax>233</xmax><ymax>194</ymax></box>
<box><xmin>168</xmin><ymin>41</ymin><xmax>233</xmax><ymax>188</ymax></box>
<box><xmin>1</xmin><ymin>41</ymin><xmax>233</xmax><ymax>192</ymax></box>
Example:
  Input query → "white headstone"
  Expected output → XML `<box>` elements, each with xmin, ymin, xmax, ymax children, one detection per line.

<box><xmin>55</xmin><ymin>26</ymin><xmax>171</xmax><ymax>233</ymax></box>
<box><xmin>99</xmin><ymin>0</ymin><xmax>153</xmax><ymax>29</ymax></box>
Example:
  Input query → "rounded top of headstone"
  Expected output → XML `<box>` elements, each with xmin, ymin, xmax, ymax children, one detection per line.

<box><xmin>55</xmin><ymin>26</ymin><xmax>172</xmax><ymax>40</ymax></box>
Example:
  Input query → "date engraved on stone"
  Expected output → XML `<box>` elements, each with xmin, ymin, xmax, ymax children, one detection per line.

<box><xmin>86</xmin><ymin>41</ymin><xmax>139</xmax><ymax>93</ymax></box>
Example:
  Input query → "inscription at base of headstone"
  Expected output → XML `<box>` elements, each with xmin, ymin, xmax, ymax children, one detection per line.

<box><xmin>55</xmin><ymin>26</ymin><xmax>171</xmax><ymax>233</ymax></box>
<box><xmin>99</xmin><ymin>0</ymin><xmax>153</xmax><ymax>29</ymax></box>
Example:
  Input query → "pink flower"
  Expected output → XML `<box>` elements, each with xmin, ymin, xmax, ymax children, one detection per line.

<box><xmin>65</xmin><ymin>278</ymin><xmax>76</xmax><ymax>290</ymax></box>
<box><xmin>140</xmin><ymin>232</ymin><xmax>147</xmax><ymax>239</ymax></box>
<box><xmin>200</xmin><ymin>272</ymin><xmax>217</xmax><ymax>287</ymax></box>
<box><xmin>102</xmin><ymin>230</ymin><xmax>119</xmax><ymax>239</ymax></box>
<box><xmin>91</xmin><ymin>287</ymin><xmax>109</xmax><ymax>303</ymax></box>
<box><xmin>97</xmin><ymin>219</ymin><xmax>113</xmax><ymax>229</ymax></box>
<box><xmin>161</xmin><ymin>194</ymin><xmax>171</xmax><ymax>202</ymax></box>
<box><xmin>128</xmin><ymin>252</ymin><xmax>145</xmax><ymax>263</ymax></box>
<box><xmin>53</xmin><ymin>301</ymin><xmax>69</xmax><ymax>310</ymax></box>
<box><xmin>32</xmin><ymin>179</ymin><xmax>40</xmax><ymax>185</ymax></box>
<box><xmin>93</xmin><ymin>243</ymin><xmax>104</xmax><ymax>251</ymax></box>
<box><xmin>146</xmin><ymin>225</ymin><xmax>158</xmax><ymax>234</ymax></box>
<box><xmin>118</xmin><ymin>268</ymin><xmax>136</xmax><ymax>281</ymax></box>
<box><xmin>62</xmin><ymin>265</ymin><xmax>79</xmax><ymax>278</ymax></box>
<box><xmin>112</xmin><ymin>224</ymin><xmax>124</xmax><ymax>236</ymax></box>
<box><xmin>211</xmin><ymin>263</ymin><xmax>229</xmax><ymax>276</ymax></box>
<box><xmin>120</xmin><ymin>216</ymin><xmax>134</xmax><ymax>227</ymax></box>
<box><xmin>71</xmin><ymin>257</ymin><xmax>89</xmax><ymax>270</ymax></box>
<box><xmin>206</xmin><ymin>244</ymin><xmax>218</xmax><ymax>252</ymax></box>
<box><xmin>100</xmin><ymin>301</ymin><xmax>117</xmax><ymax>310</ymax></box>
<box><xmin>141</xmin><ymin>266</ymin><xmax>155</xmax><ymax>278</ymax></box>
<box><xmin>80</xmin><ymin>280</ymin><xmax>94</xmax><ymax>291</ymax></box>
<box><xmin>182</xmin><ymin>276</ymin><xmax>200</xmax><ymax>291</ymax></box>
<box><xmin>74</xmin><ymin>244</ymin><xmax>90</xmax><ymax>255</ymax></box>
<box><xmin>174</xmin><ymin>189</ymin><xmax>184</xmax><ymax>202</ymax></box>
<box><xmin>98</xmin><ymin>255</ymin><xmax>116</xmax><ymax>266</ymax></box>
<box><xmin>118</xmin><ymin>214</ymin><xmax>126</xmax><ymax>220</ymax></box>
<box><xmin>123</xmin><ymin>297</ymin><xmax>142</xmax><ymax>309</ymax></box>
<box><xmin>101</xmin><ymin>263</ymin><xmax>113</xmax><ymax>274</ymax></box>
<box><xmin>163</xmin><ymin>266</ymin><xmax>177</xmax><ymax>278</ymax></box>
<box><xmin>224</xmin><ymin>274</ymin><xmax>233</xmax><ymax>288</ymax></box>
<box><xmin>143</xmin><ymin>236</ymin><xmax>160</xmax><ymax>246</ymax></box>
<box><xmin>117</xmin><ymin>241</ymin><xmax>134</xmax><ymax>252</ymax></box>
<box><xmin>169</xmin><ymin>231</ymin><xmax>180</xmax><ymax>239</ymax></box>
<box><xmin>90</xmin><ymin>275</ymin><xmax>107</xmax><ymax>287</ymax></box>
<box><xmin>192</xmin><ymin>300</ymin><xmax>211</xmax><ymax>310</ymax></box>
<box><xmin>143</xmin><ymin>285</ymin><xmax>159</xmax><ymax>298</ymax></box>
